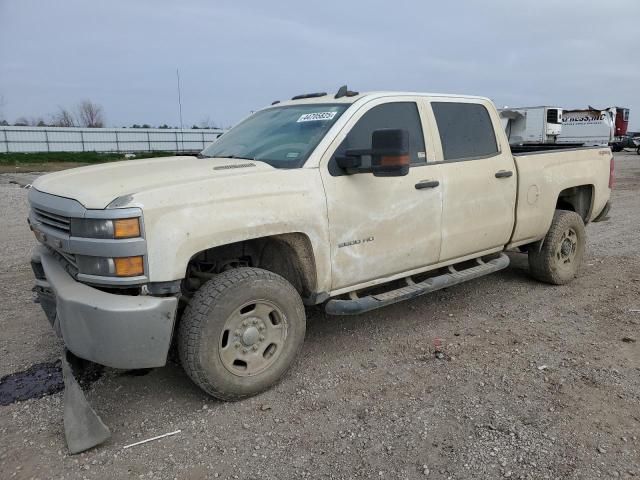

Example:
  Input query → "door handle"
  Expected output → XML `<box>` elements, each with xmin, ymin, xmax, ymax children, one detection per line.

<box><xmin>415</xmin><ymin>180</ymin><xmax>440</xmax><ymax>189</ymax></box>
<box><xmin>495</xmin><ymin>170</ymin><xmax>513</xmax><ymax>178</ymax></box>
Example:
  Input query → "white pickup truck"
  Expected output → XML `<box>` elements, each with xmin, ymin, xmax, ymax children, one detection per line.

<box><xmin>28</xmin><ymin>87</ymin><xmax>612</xmax><ymax>451</ymax></box>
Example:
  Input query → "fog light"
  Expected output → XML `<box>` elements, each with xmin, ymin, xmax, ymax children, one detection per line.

<box><xmin>114</xmin><ymin>256</ymin><xmax>144</xmax><ymax>277</ymax></box>
<box><xmin>76</xmin><ymin>256</ymin><xmax>115</xmax><ymax>276</ymax></box>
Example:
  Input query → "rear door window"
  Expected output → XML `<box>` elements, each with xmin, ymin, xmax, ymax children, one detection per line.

<box><xmin>432</xmin><ymin>102</ymin><xmax>498</xmax><ymax>161</ymax></box>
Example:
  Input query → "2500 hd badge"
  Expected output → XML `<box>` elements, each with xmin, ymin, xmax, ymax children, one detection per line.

<box><xmin>338</xmin><ymin>236</ymin><xmax>375</xmax><ymax>248</ymax></box>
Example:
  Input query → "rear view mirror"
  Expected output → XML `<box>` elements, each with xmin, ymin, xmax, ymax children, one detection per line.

<box><xmin>370</xmin><ymin>129</ymin><xmax>410</xmax><ymax>177</ymax></box>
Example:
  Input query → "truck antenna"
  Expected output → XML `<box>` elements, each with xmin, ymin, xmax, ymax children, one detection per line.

<box><xmin>335</xmin><ymin>85</ymin><xmax>359</xmax><ymax>99</ymax></box>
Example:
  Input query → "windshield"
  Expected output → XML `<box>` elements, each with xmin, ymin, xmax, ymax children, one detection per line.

<box><xmin>200</xmin><ymin>104</ymin><xmax>348</xmax><ymax>168</ymax></box>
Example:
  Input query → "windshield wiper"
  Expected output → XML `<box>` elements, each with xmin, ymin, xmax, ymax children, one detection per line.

<box><xmin>211</xmin><ymin>154</ymin><xmax>255</xmax><ymax>160</ymax></box>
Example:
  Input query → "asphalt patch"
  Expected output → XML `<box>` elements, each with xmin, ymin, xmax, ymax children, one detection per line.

<box><xmin>0</xmin><ymin>359</ymin><xmax>103</xmax><ymax>406</ymax></box>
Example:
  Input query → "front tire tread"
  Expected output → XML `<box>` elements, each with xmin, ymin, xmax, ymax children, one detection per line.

<box><xmin>178</xmin><ymin>267</ymin><xmax>305</xmax><ymax>401</ymax></box>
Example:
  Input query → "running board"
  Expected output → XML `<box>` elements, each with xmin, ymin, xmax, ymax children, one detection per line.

<box><xmin>325</xmin><ymin>254</ymin><xmax>510</xmax><ymax>316</ymax></box>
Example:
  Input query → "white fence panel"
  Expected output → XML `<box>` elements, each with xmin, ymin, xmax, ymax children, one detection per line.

<box><xmin>0</xmin><ymin>126</ymin><xmax>225</xmax><ymax>154</ymax></box>
<box><xmin>45</xmin><ymin>130</ymin><xmax>83</xmax><ymax>152</ymax></box>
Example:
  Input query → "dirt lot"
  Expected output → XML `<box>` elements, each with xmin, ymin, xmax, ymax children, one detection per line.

<box><xmin>0</xmin><ymin>152</ymin><xmax>639</xmax><ymax>480</ymax></box>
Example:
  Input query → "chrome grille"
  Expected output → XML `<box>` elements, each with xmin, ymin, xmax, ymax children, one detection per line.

<box><xmin>33</xmin><ymin>207</ymin><xmax>71</xmax><ymax>234</ymax></box>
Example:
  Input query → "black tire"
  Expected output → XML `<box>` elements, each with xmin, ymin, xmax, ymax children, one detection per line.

<box><xmin>636</xmin><ymin>146</ymin><xmax>640</xmax><ymax>155</ymax></box>
<box><xmin>528</xmin><ymin>210</ymin><xmax>585</xmax><ymax>285</ymax></box>
<box><xmin>178</xmin><ymin>267</ymin><xmax>306</xmax><ymax>401</ymax></box>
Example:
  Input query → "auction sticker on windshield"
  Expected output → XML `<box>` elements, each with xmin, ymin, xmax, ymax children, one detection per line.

<box><xmin>297</xmin><ymin>112</ymin><xmax>337</xmax><ymax>122</ymax></box>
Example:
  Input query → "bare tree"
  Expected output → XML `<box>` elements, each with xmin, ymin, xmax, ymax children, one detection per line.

<box><xmin>51</xmin><ymin>106</ymin><xmax>76</xmax><ymax>127</ymax></box>
<box><xmin>76</xmin><ymin>99</ymin><xmax>104</xmax><ymax>128</ymax></box>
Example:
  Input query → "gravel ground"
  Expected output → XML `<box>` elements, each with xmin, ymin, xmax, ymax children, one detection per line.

<box><xmin>0</xmin><ymin>153</ymin><xmax>639</xmax><ymax>479</ymax></box>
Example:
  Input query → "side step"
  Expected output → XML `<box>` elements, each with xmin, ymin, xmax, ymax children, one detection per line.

<box><xmin>325</xmin><ymin>254</ymin><xmax>510</xmax><ymax>316</ymax></box>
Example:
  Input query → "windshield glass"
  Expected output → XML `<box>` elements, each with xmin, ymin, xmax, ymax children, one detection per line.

<box><xmin>200</xmin><ymin>104</ymin><xmax>348</xmax><ymax>168</ymax></box>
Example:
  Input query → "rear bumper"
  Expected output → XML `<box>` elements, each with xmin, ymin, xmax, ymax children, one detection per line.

<box><xmin>593</xmin><ymin>201</ymin><xmax>611</xmax><ymax>223</ymax></box>
<box><xmin>32</xmin><ymin>246</ymin><xmax>178</xmax><ymax>369</ymax></box>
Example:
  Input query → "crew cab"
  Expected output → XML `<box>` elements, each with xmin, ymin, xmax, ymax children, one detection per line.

<box><xmin>28</xmin><ymin>87</ymin><xmax>612</xmax><ymax>451</ymax></box>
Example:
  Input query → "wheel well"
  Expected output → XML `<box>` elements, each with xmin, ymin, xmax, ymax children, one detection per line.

<box><xmin>556</xmin><ymin>185</ymin><xmax>593</xmax><ymax>222</ymax></box>
<box><xmin>184</xmin><ymin>233</ymin><xmax>317</xmax><ymax>299</ymax></box>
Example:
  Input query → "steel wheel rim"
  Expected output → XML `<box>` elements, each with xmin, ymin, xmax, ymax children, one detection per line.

<box><xmin>555</xmin><ymin>227</ymin><xmax>578</xmax><ymax>266</ymax></box>
<box><xmin>218</xmin><ymin>299</ymin><xmax>288</xmax><ymax>377</ymax></box>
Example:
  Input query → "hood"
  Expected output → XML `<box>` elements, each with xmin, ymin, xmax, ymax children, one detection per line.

<box><xmin>32</xmin><ymin>156</ymin><xmax>275</xmax><ymax>209</ymax></box>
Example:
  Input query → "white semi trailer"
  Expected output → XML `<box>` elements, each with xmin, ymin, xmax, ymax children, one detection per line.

<box><xmin>499</xmin><ymin>106</ymin><xmax>563</xmax><ymax>146</ymax></box>
<box><xmin>558</xmin><ymin>107</ymin><xmax>631</xmax><ymax>151</ymax></box>
<box><xmin>500</xmin><ymin>105</ymin><xmax>631</xmax><ymax>152</ymax></box>
<box><xmin>557</xmin><ymin>108</ymin><xmax>615</xmax><ymax>147</ymax></box>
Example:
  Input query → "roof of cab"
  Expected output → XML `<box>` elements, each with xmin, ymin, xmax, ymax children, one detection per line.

<box><xmin>270</xmin><ymin>91</ymin><xmax>492</xmax><ymax>108</ymax></box>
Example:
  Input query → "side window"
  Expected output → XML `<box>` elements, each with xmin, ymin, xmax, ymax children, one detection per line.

<box><xmin>334</xmin><ymin>102</ymin><xmax>426</xmax><ymax>168</ymax></box>
<box><xmin>431</xmin><ymin>102</ymin><xmax>498</xmax><ymax>161</ymax></box>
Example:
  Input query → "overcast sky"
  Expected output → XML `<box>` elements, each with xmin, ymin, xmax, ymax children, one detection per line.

<box><xmin>1</xmin><ymin>0</ymin><xmax>639</xmax><ymax>129</ymax></box>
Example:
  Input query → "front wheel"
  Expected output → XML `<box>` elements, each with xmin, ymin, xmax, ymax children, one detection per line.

<box><xmin>528</xmin><ymin>210</ymin><xmax>586</xmax><ymax>285</ymax></box>
<box><xmin>178</xmin><ymin>267</ymin><xmax>306</xmax><ymax>401</ymax></box>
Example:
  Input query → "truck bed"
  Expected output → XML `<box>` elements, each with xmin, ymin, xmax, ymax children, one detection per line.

<box><xmin>508</xmin><ymin>146</ymin><xmax>612</xmax><ymax>248</ymax></box>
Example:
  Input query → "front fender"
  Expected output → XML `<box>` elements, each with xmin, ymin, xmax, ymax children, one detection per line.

<box><xmin>138</xmin><ymin>169</ymin><xmax>333</xmax><ymax>293</ymax></box>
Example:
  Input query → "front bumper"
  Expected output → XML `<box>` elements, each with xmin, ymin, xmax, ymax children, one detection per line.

<box><xmin>32</xmin><ymin>246</ymin><xmax>178</xmax><ymax>369</ymax></box>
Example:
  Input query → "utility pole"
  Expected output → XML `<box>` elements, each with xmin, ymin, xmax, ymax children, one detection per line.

<box><xmin>176</xmin><ymin>68</ymin><xmax>184</xmax><ymax>152</ymax></box>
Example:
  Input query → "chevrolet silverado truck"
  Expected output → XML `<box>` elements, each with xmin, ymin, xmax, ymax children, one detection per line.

<box><xmin>28</xmin><ymin>86</ymin><xmax>612</xmax><ymax>452</ymax></box>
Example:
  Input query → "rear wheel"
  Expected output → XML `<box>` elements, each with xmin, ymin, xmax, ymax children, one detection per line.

<box><xmin>528</xmin><ymin>210</ymin><xmax>585</xmax><ymax>285</ymax></box>
<box><xmin>178</xmin><ymin>267</ymin><xmax>306</xmax><ymax>401</ymax></box>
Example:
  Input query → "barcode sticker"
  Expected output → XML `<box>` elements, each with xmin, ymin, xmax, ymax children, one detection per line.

<box><xmin>297</xmin><ymin>112</ymin><xmax>337</xmax><ymax>122</ymax></box>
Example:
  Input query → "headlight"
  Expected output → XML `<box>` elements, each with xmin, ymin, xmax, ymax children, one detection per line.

<box><xmin>70</xmin><ymin>218</ymin><xmax>140</xmax><ymax>239</ymax></box>
<box><xmin>76</xmin><ymin>255</ymin><xmax>144</xmax><ymax>277</ymax></box>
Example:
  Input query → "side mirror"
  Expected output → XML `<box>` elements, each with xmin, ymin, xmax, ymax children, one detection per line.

<box><xmin>335</xmin><ymin>154</ymin><xmax>362</xmax><ymax>170</ymax></box>
<box><xmin>370</xmin><ymin>129</ymin><xmax>410</xmax><ymax>177</ymax></box>
<box><xmin>334</xmin><ymin>128</ymin><xmax>410</xmax><ymax>176</ymax></box>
